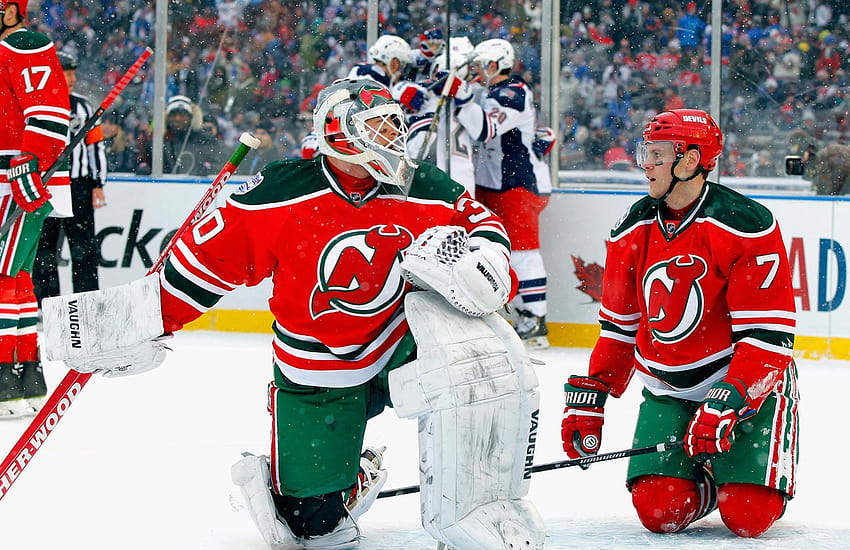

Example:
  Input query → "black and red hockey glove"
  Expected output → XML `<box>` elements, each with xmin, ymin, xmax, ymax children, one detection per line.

<box><xmin>561</xmin><ymin>375</ymin><xmax>609</xmax><ymax>460</ymax></box>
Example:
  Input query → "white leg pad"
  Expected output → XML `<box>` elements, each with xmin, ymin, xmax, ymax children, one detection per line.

<box><xmin>231</xmin><ymin>454</ymin><xmax>298</xmax><ymax>548</ymax></box>
<box><xmin>390</xmin><ymin>292</ymin><xmax>545</xmax><ymax>549</ymax></box>
<box><xmin>42</xmin><ymin>273</ymin><xmax>164</xmax><ymax>361</ymax></box>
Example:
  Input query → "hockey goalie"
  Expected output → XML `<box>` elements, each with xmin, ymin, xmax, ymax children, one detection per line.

<box><xmin>41</xmin><ymin>78</ymin><xmax>544</xmax><ymax>549</ymax></box>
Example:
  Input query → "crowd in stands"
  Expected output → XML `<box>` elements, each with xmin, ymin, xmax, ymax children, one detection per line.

<box><xmin>32</xmin><ymin>0</ymin><xmax>850</xmax><ymax>179</ymax></box>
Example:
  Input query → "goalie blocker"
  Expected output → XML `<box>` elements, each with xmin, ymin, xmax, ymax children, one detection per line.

<box><xmin>41</xmin><ymin>274</ymin><xmax>169</xmax><ymax>376</ymax></box>
<box><xmin>389</xmin><ymin>292</ymin><xmax>545</xmax><ymax>549</ymax></box>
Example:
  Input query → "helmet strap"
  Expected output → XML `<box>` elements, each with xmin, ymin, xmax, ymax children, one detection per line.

<box><xmin>652</xmin><ymin>158</ymin><xmax>705</xmax><ymax>205</ymax></box>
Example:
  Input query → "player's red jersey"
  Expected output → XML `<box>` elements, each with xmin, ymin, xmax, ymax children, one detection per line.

<box><xmin>589</xmin><ymin>182</ymin><xmax>796</xmax><ymax>408</ymax></box>
<box><xmin>0</xmin><ymin>28</ymin><xmax>71</xmax><ymax>213</ymax></box>
<box><xmin>160</xmin><ymin>158</ymin><xmax>512</xmax><ymax>388</ymax></box>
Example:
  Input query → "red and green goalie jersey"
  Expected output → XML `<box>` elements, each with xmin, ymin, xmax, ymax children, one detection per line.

<box><xmin>159</xmin><ymin>158</ymin><xmax>513</xmax><ymax>388</ymax></box>
<box><xmin>0</xmin><ymin>28</ymin><xmax>71</xmax><ymax>214</ymax></box>
<box><xmin>590</xmin><ymin>182</ymin><xmax>796</xmax><ymax>411</ymax></box>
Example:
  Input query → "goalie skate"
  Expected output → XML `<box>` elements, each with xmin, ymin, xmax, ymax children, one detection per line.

<box><xmin>346</xmin><ymin>446</ymin><xmax>389</xmax><ymax>519</ymax></box>
<box><xmin>515</xmin><ymin>311</ymin><xmax>550</xmax><ymax>350</ymax></box>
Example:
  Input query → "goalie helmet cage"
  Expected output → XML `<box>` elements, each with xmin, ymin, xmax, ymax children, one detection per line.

<box><xmin>0</xmin><ymin>130</ymin><xmax>261</xmax><ymax>502</ymax></box>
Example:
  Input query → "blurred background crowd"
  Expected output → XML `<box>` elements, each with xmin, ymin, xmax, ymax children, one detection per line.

<box><xmin>33</xmin><ymin>0</ymin><xmax>850</xmax><ymax>179</ymax></box>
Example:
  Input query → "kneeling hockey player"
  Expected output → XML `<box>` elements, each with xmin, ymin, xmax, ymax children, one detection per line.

<box><xmin>43</xmin><ymin>78</ymin><xmax>545</xmax><ymax>549</ymax></box>
<box><xmin>561</xmin><ymin>109</ymin><xmax>798</xmax><ymax>538</ymax></box>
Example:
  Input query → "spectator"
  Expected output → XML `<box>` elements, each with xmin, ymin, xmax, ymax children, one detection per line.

<box><xmin>101</xmin><ymin>113</ymin><xmax>136</xmax><ymax>173</ymax></box>
<box><xmin>160</xmin><ymin>95</ymin><xmax>225</xmax><ymax>176</ymax></box>
<box><xmin>676</xmin><ymin>2</ymin><xmax>706</xmax><ymax>52</ymax></box>
<box><xmin>662</xmin><ymin>86</ymin><xmax>685</xmax><ymax>110</ymax></box>
<box><xmin>816</xmin><ymin>34</ymin><xmax>842</xmax><ymax>80</ymax></box>
<box><xmin>240</xmin><ymin>120</ymin><xmax>281</xmax><ymax>175</ymax></box>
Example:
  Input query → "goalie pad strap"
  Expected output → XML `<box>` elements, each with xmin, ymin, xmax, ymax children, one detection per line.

<box><xmin>42</xmin><ymin>274</ymin><xmax>164</xmax><ymax>361</ymax></box>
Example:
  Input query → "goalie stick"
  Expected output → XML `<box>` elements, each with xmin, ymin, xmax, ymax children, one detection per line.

<box><xmin>0</xmin><ymin>47</ymin><xmax>154</xmax><ymax>238</ymax></box>
<box><xmin>376</xmin><ymin>440</ymin><xmax>685</xmax><ymax>499</ymax></box>
<box><xmin>0</xmin><ymin>132</ymin><xmax>261</xmax><ymax>502</ymax></box>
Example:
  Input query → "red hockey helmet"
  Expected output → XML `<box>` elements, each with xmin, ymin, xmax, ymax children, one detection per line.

<box><xmin>0</xmin><ymin>1</ymin><xmax>28</xmax><ymax>17</ymax></box>
<box><xmin>641</xmin><ymin>109</ymin><xmax>723</xmax><ymax>171</ymax></box>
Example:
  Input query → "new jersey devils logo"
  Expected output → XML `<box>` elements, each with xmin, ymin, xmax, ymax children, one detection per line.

<box><xmin>310</xmin><ymin>225</ymin><xmax>414</xmax><ymax>318</ymax></box>
<box><xmin>643</xmin><ymin>254</ymin><xmax>708</xmax><ymax>343</ymax></box>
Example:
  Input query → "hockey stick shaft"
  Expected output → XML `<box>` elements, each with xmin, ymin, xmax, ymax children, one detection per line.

<box><xmin>415</xmin><ymin>69</ymin><xmax>456</xmax><ymax>161</ymax></box>
<box><xmin>0</xmin><ymin>133</ymin><xmax>260</xmax><ymax>502</ymax></box>
<box><xmin>376</xmin><ymin>440</ymin><xmax>684</xmax><ymax>499</ymax></box>
<box><xmin>0</xmin><ymin>47</ymin><xmax>153</xmax><ymax>238</ymax></box>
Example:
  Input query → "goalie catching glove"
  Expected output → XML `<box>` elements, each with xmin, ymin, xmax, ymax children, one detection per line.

<box><xmin>400</xmin><ymin>225</ymin><xmax>511</xmax><ymax>317</ymax></box>
<box><xmin>41</xmin><ymin>274</ymin><xmax>171</xmax><ymax>377</ymax></box>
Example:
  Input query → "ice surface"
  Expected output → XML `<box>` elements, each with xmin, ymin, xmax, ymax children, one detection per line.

<box><xmin>1</xmin><ymin>331</ymin><xmax>847</xmax><ymax>549</ymax></box>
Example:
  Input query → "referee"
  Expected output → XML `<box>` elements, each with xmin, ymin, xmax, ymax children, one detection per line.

<box><xmin>33</xmin><ymin>51</ymin><xmax>107</xmax><ymax>301</ymax></box>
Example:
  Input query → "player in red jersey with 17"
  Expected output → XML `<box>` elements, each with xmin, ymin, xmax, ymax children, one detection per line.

<box><xmin>561</xmin><ymin>109</ymin><xmax>799</xmax><ymax>538</ymax></box>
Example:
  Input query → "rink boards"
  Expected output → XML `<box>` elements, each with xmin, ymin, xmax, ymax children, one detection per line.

<box><xmin>59</xmin><ymin>173</ymin><xmax>850</xmax><ymax>359</ymax></box>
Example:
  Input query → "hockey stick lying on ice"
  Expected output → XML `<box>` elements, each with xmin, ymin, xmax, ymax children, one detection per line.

<box><xmin>0</xmin><ymin>132</ymin><xmax>261</xmax><ymax>502</ymax></box>
<box><xmin>0</xmin><ymin>47</ymin><xmax>154</xmax><ymax>238</ymax></box>
<box><xmin>376</xmin><ymin>440</ymin><xmax>685</xmax><ymax>499</ymax></box>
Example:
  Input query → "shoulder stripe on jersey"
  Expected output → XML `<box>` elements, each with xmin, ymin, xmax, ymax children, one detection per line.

<box><xmin>698</xmin><ymin>217</ymin><xmax>777</xmax><ymax>238</ymax></box>
<box><xmin>403</xmin><ymin>195</ymin><xmax>457</xmax><ymax>209</ymax></box>
<box><xmin>609</xmin><ymin>218</ymin><xmax>654</xmax><ymax>242</ymax></box>
<box><xmin>0</xmin><ymin>41</ymin><xmax>55</xmax><ymax>55</ymax></box>
<box><xmin>227</xmin><ymin>187</ymin><xmax>333</xmax><ymax>210</ymax></box>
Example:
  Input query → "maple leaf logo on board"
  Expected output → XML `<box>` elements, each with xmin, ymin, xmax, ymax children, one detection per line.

<box><xmin>572</xmin><ymin>255</ymin><xmax>604</xmax><ymax>303</ymax></box>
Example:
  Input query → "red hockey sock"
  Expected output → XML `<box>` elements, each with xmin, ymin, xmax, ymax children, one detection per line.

<box><xmin>631</xmin><ymin>475</ymin><xmax>704</xmax><ymax>533</ymax></box>
<box><xmin>14</xmin><ymin>271</ymin><xmax>39</xmax><ymax>362</ymax></box>
<box><xmin>718</xmin><ymin>483</ymin><xmax>786</xmax><ymax>538</ymax></box>
<box><xmin>0</xmin><ymin>274</ymin><xmax>18</xmax><ymax>363</ymax></box>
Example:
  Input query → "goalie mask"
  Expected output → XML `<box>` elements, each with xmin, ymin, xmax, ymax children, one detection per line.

<box><xmin>314</xmin><ymin>78</ymin><xmax>416</xmax><ymax>197</ymax></box>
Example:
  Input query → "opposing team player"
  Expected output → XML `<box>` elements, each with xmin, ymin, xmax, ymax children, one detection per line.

<box><xmin>406</xmin><ymin>26</ymin><xmax>445</xmax><ymax>82</ymax></box>
<box><xmin>397</xmin><ymin>36</ymin><xmax>482</xmax><ymax>194</ymax></box>
<box><xmin>0</xmin><ymin>0</ymin><xmax>70</xmax><ymax>417</ymax></box>
<box><xmin>471</xmin><ymin>39</ymin><xmax>552</xmax><ymax>348</ymax></box>
<box><xmin>42</xmin><ymin>79</ymin><xmax>545</xmax><ymax>549</ymax></box>
<box><xmin>561</xmin><ymin>109</ymin><xmax>798</xmax><ymax>538</ymax></box>
<box><xmin>348</xmin><ymin>34</ymin><xmax>412</xmax><ymax>88</ymax></box>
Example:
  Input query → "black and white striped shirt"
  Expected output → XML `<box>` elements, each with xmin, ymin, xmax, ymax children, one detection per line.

<box><xmin>68</xmin><ymin>92</ymin><xmax>107</xmax><ymax>185</ymax></box>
